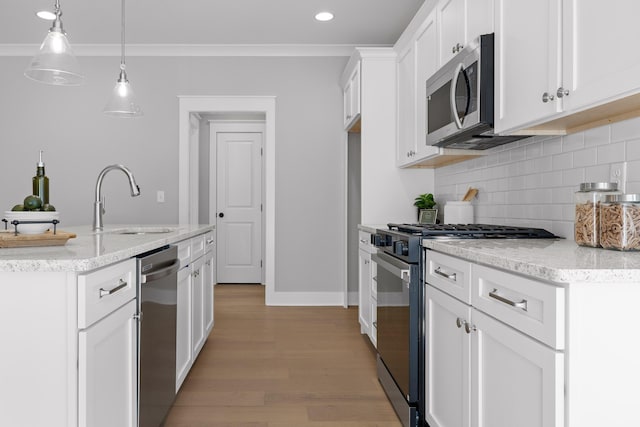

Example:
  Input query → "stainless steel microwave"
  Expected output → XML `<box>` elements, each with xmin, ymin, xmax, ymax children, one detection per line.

<box><xmin>425</xmin><ymin>33</ymin><xmax>524</xmax><ymax>150</ymax></box>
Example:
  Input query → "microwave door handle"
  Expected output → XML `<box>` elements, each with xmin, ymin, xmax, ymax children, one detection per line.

<box><xmin>450</xmin><ymin>63</ymin><xmax>464</xmax><ymax>129</ymax></box>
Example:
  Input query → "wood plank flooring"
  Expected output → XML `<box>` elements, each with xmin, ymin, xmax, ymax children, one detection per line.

<box><xmin>164</xmin><ymin>284</ymin><xmax>402</xmax><ymax>427</ymax></box>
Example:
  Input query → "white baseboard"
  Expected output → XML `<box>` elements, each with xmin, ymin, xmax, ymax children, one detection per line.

<box><xmin>348</xmin><ymin>291</ymin><xmax>359</xmax><ymax>306</ymax></box>
<box><xmin>266</xmin><ymin>290</ymin><xmax>344</xmax><ymax>306</ymax></box>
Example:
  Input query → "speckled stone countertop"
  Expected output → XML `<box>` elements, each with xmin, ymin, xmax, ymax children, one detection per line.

<box><xmin>0</xmin><ymin>224</ymin><xmax>214</xmax><ymax>273</ymax></box>
<box><xmin>422</xmin><ymin>238</ymin><xmax>640</xmax><ymax>283</ymax></box>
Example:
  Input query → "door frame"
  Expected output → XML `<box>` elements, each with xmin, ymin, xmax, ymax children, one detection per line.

<box><xmin>178</xmin><ymin>96</ymin><xmax>275</xmax><ymax>304</ymax></box>
<box><xmin>209</xmin><ymin>120</ymin><xmax>266</xmax><ymax>284</ymax></box>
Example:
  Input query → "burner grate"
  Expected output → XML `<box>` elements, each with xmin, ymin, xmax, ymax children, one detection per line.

<box><xmin>387</xmin><ymin>223</ymin><xmax>557</xmax><ymax>239</ymax></box>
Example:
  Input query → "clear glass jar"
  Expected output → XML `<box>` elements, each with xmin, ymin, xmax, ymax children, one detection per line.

<box><xmin>574</xmin><ymin>182</ymin><xmax>620</xmax><ymax>247</ymax></box>
<box><xmin>600</xmin><ymin>194</ymin><xmax>640</xmax><ymax>251</ymax></box>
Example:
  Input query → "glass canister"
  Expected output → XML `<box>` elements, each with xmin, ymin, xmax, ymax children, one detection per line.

<box><xmin>600</xmin><ymin>194</ymin><xmax>640</xmax><ymax>251</ymax></box>
<box><xmin>574</xmin><ymin>182</ymin><xmax>620</xmax><ymax>247</ymax></box>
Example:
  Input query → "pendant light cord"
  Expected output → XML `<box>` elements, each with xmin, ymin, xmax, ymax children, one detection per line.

<box><xmin>120</xmin><ymin>0</ymin><xmax>126</xmax><ymax>69</ymax></box>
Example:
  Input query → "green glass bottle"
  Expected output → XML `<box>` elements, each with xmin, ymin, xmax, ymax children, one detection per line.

<box><xmin>32</xmin><ymin>150</ymin><xmax>49</xmax><ymax>205</ymax></box>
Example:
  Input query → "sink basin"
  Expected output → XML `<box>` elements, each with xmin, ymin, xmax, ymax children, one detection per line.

<box><xmin>106</xmin><ymin>227</ymin><xmax>177</xmax><ymax>235</ymax></box>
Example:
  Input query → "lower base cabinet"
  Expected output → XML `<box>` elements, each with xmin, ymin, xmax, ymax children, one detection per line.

<box><xmin>176</xmin><ymin>234</ymin><xmax>215</xmax><ymax>391</ymax></box>
<box><xmin>79</xmin><ymin>299</ymin><xmax>138</xmax><ymax>427</ymax></box>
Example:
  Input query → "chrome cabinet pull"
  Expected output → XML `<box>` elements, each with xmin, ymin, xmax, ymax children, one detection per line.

<box><xmin>464</xmin><ymin>322</ymin><xmax>476</xmax><ymax>334</ymax></box>
<box><xmin>489</xmin><ymin>288</ymin><xmax>528</xmax><ymax>311</ymax></box>
<box><xmin>434</xmin><ymin>267</ymin><xmax>457</xmax><ymax>281</ymax></box>
<box><xmin>542</xmin><ymin>92</ymin><xmax>555</xmax><ymax>103</ymax></box>
<box><xmin>99</xmin><ymin>279</ymin><xmax>127</xmax><ymax>298</ymax></box>
<box><xmin>557</xmin><ymin>87</ymin><xmax>570</xmax><ymax>98</ymax></box>
<box><xmin>456</xmin><ymin>317</ymin><xmax>464</xmax><ymax>328</ymax></box>
<box><xmin>206</xmin><ymin>238</ymin><xmax>214</xmax><ymax>245</ymax></box>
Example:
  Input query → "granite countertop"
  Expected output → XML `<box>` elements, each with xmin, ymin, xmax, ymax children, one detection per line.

<box><xmin>0</xmin><ymin>224</ymin><xmax>214</xmax><ymax>273</ymax></box>
<box><xmin>422</xmin><ymin>238</ymin><xmax>640</xmax><ymax>283</ymax></box>
<box><xmin>358</xmin><ymin>224</ymin><xmax>387</xmax><ymax>233</ymax></box>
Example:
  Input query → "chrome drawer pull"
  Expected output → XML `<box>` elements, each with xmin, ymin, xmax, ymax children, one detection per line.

<box><xmin>434</xmin><ymin>267</ymin><xmax>457</xmax><ymax>281</ymax></box>
<box><xmin>489</xmin><ymin>288</ymin><xmax>528</xmax><ymax>311</ymax></box>
<box><xmin>99</xmin><ymin>279</ymin><xmax>127</xmax><ymax>298</ymax></box>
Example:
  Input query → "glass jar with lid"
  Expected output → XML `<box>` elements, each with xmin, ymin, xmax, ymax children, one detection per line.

<box><xmin>600</xmin><ymin>194</ymin><xmax>640</xmax><ymax>251</ymax></box>
<box><xmin>574</xmin><ymin>182</ymin><xmax>620</xmax><ymax>247</ymax></box>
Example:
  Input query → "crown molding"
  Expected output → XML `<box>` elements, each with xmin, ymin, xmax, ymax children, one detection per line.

<box><xmin>0</xmin><ymin>43</ymin><xmax>391</xmax><ymax>57</ymax></box>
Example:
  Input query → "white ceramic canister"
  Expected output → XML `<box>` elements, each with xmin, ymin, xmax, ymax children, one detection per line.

<box><xmin>444</xmin><ymin>201</ymin><xmax>474</xmax><ymax>224</ymax></box>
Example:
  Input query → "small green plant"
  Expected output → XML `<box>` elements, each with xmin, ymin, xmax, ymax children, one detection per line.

<box><xmin>414</xmin><ymin>193</ymin><xmax>436</xmax><ymax>209</ymax></box>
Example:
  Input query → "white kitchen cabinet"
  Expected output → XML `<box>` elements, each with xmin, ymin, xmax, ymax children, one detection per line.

<box><xmin>471</xmin><ymin>309</ymin><xmax>564</xmax><ymax>427</ymax></box>
<box><xmin>343</xmin><ymin>62</ymin><xmax>361</xmax><ymax>130</ymax></box>
<box><xmin>495</xmin><ymin>0</ymin><xmax>640</xmax><ymax>135</ymax></box>
<box><xmin>425</xmin><ymin>251</ymin><xmax>564</xmax><ymax>427</ymax></box>
<box><xmin>203</xmin><ymin>248</ymin><xmax>215</xmax><ymax>336</ymax></box>
<box><xmin>191</xmin><ymin>255</ymin><xmax>205</xmax><ymax>357</ymax></box>
<box><xmin>494</xmin><ymin>0</ymin><xmax>562</xmax><ymax>134</ymax></box>
<box><xmin>425</xmin><ymin>285</ymin><xmax>471</xmax><ymax>427</ymax></box>
<box><xmin>397</xmin><ymin>44</ymin><xmax>418</xmax><ymax>166</ymax></box>
<box><xmin>176</xmin><ymin>263</ymin><xmax>193</xmax><ymax>391</ymax></box>
<box><xmin>176</xmin><ymin>232</ymin><xmax>216</xmax><ymax>391</ymax></box>
<box><xmin>78</xmin><ymin>299</ymin><xmax>137</xmax><ymax>427</ymax></box>
<box><xmin>357</xmin><ymin>230</ymin><xmax>377</xmax><ymax>346</ymax></box>
<box><xmin>394</xmin><ymin>1</ymin><xmax>487</xmax><ymax>168</ymax></box>
<box><xmin>437</xmin><ymin>0</ymin><xmax>494</xmax><ymax>65</ymax></box>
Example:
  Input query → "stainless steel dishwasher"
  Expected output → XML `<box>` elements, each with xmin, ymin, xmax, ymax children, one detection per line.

<box><xmin>137</xmin><ymin>246</ymin><xmax>180</xmax><ymax>427</ymax></box>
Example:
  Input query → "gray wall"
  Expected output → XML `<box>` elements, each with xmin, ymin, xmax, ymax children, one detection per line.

<box><xmin>0</xmin><ymin>55</ymin><xmax>348</xmax><ymax>294</ymax></box>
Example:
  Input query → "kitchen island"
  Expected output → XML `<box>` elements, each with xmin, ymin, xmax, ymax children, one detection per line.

<box><xmin>0</xmin><ymin>224</ymin><xmax>214</xmax><ymax>427</ymax></box>
<box><xmin>421</xmin><ymin>238</ymin><xmax>640</xmax><ymax>427</ymax></box>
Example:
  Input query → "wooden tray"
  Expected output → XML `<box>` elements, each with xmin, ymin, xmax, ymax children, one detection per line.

<box><xmin>0</xmin><ymin>230</ymin><xmax>76</xmax><ymax>248</ymax></box>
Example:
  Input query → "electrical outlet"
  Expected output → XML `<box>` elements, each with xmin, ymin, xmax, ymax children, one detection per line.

<box><xmin>157</xmin><ymin>190</ymin><xmax>165</xmax><ymax>203</ymax></box>
<box><xmin>609</xmin><ymin>162</ymin><xmax>627</xmax><ymax>193</ymax></box>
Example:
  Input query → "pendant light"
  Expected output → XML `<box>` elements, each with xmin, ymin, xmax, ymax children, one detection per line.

<box><xmin>103</xmin><ymin>0</ymin><xmax>142</xmax><ymax>117</ymax></box>
<box><xmin>25</xmin><ymin>0</ymin><xmax>84</xmax><ymax>86</ymax></box>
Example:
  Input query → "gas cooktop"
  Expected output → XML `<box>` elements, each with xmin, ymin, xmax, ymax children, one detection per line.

<box><xmin>386</xmin><ymin>223</ymin><xmax>558</xmax><ymax>239</ymax></box>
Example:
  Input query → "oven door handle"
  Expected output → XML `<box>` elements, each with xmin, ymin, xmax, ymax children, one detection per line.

<box><xmin>372</xmin><ymin>252</ymin><xmax>411</xmax><ymax>283</ymax></box>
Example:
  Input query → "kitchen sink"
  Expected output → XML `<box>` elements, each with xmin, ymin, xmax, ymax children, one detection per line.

<box><xmin>103</xmin><ymin>227</ymin><xmax>177</xmax><ymax>235</ymax></box>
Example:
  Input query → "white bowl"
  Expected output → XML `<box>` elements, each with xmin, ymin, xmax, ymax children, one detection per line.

<box><xmin>4</xmin><ymin>211</ymin><xmax>60</xmax><ymax>234</ymax></box>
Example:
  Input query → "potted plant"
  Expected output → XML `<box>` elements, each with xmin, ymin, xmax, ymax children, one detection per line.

<box><xmin>414</xmin><ymin>193</ymin><xmax>437</xmax><ymax>224</ymax></box>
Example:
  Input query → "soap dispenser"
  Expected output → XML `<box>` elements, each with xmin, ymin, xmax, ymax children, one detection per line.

<box><xmin>32</xmin><ymin>150</ymin><xmax>49</xmax><ymax>205</ymax></box>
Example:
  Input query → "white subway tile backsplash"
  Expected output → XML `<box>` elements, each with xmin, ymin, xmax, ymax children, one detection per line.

<box><xmin>597</xmin><ymin>141</ymin><xmax>625</xmax><ymax>164</ymax></box>
<box><xmin>611</xmin><ymin>116</ymin><xmax>640</xmax><ymax>142</ymax></box>
<box><xmin>562</xmin><ymin>132</ymin><xmax>585</xmax><ymax>151</ymax></box>
<box><xmin>573</xmin><ymin>147</ymin><xmax>597</xmax><ymax>167</ymax></box>
<box><xmin>552</xmin><ymin>152</ymin><xmax>573</xmax><ymax>170</ymax></box>
<box><xmin>434</xmin><ymin>117</ymin><xmax>640</xmax><ymax>240</ymax></box>
<box><xmin>584</xmin><ymin>125</ymin><xmax>610</xmax><ymax>147</ymax></box>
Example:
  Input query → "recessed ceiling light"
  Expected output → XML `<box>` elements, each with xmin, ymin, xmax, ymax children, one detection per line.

<box><xmin>315</xmin><ymin>11</ymin><xmax>334</xmax><ymax>22</ymax></box>
<box><xmin>36</xmin><ymin>10</ymin><xmax>57</xmax><ymax>20</ymax></box>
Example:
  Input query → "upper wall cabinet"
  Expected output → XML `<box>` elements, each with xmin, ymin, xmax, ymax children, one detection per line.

<box><xmin>437</xmin><ymin>0</ymin><xmax>494</xmax><ymax>66</ymax></box>
<box><xmin>394</xmin><ymin>0</ymin><xmax>488</xmax><ymax>168</ymax></box>
<box><xmin>343</xmin><ymin>61</ymin><xmax>361</xmax><ymax>131</ymax></box>
<box><xmin>495</xmin><ymin>0</ymin><xmax>640</xmax><ymax>135</ymax></box>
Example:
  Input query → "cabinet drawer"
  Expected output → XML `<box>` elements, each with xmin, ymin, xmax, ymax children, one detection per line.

<box><xmin>78</xmin><ymin>259</ymin><xmax>137</xmax><ymax>329</ymax></box>
<box><xmin>191</xmin><ymin>234</ymin><xmax>206</xmax><ymax>261</ymax></box>
<box><xmin>203</xmin><ymin>231</ymin><xmax>215</xmax><ymax>254</ymax></box>
<box><xmin>425</xmin><ymin>251</ymin><xmax>472</xmax><ymax>304</ymax></box>
<box><xmin>358</xmin><ymin>231</ymin><xmax>373</xmax><ymax>252</ymax></box>
<box><xmin>177</xmin><ymin>238</ymin><xmax>191</xmax><ymax>268</ymax></box>
<box><xmin>472</xmin><ymin>264</ymin><xmax>565</xmax><ymax>350</ymax></box>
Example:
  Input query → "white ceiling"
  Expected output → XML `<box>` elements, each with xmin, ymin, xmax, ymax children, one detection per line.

<box><xmin>3</xmin><ymin>0</ymin><xmax>424</xmax><ymax>47</ymax></box>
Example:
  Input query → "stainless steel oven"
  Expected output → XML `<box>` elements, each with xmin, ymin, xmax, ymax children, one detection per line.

<box><xmin>372</xmin><ymin>229</ymin><xmax>424</xmax><ymax>427</ymax></box>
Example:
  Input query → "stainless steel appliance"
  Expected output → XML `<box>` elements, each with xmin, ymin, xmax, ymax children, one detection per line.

<box><xmin>137</xmin><ymin>246</ymin><xmax>180</xmax><ymax>427</ymax></box>
<box><xmin>426</xmin><ymin>33</ymin><xmax>525</xmax><ymax>150</ymax></box>
<box><xmin>373</xmin><ymin>223</ymin><xmax>558</xmax><ymax>427</ymax></box>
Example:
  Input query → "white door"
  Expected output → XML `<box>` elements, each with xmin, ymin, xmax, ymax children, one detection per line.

<box><xmin>216</xmin><ymin>131</ymin><xmax>263</xmax><ymax>283</ymax></box>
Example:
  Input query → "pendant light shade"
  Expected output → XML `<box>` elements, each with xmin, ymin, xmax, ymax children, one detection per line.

<box><xmin>24</xmin><ymin>1</ymin><xmax>84</xmax><ymax>86</ymax></box>
<box><xmin>104</xmin><ymin>0</ymin><xmax>142</xmax><ymax>117</ymax></box>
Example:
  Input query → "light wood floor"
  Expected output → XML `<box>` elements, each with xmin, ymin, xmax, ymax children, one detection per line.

<box><xmin>164</xmin><ymin>284</ymin><xmax>402</xmax><ymax>427</ymax></box>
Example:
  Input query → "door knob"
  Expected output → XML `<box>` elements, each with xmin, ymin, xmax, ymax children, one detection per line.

<box><xmin>218</xmin><ymin>212</ymin><xmax>224</xmax><ymax>218</ymax></box>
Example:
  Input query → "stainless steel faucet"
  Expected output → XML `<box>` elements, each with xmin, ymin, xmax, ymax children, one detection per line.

<box><xmin>93</xmin><ymin>164</ymin><xmax>141</xmax><ymax>231</ymax></box>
